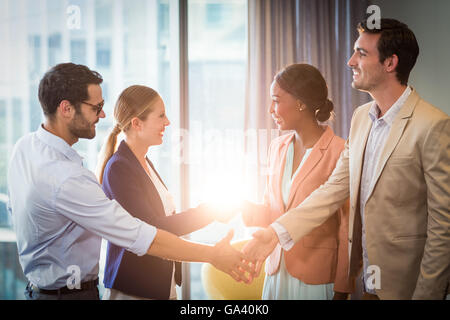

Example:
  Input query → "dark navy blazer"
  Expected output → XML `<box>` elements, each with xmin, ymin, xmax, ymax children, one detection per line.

<box><xmin>101</xmin><ymin>140</ymin><xmax>213</xmax><ymax>299</ymax></box>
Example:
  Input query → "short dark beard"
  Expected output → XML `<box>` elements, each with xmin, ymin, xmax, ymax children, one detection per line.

<box><xmin>68</xmin><ymin>109</ymin><xmax>96</xmax><ymax>140</ymax></box>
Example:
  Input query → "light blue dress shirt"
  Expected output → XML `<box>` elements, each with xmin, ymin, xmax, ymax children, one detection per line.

<box><xmin>7</xmin><ymin>125</ymin><xmax>157</xmax><ymax>290</ymax></box>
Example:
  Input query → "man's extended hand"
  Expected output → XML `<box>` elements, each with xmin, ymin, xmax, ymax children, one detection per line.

<box><xmin>242</xmin><ymin>227</ymin><xmax>279</xmax><ymax>277</ymax></box>
<box><xmin>210</xmin><ymin>229</ymin><xmax>257</xmax><ymax>283</ymax></box>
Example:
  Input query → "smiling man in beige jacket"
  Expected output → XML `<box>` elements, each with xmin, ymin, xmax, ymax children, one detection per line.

<box><xmin>243</xmin><ymin>19</ymin><xmax>449</xmax><ymax>300</ymax></box>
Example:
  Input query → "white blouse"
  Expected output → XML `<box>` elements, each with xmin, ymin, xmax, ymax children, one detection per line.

<box><xmin>146</xmin><ymin>160</ymin><xmax>178</xmax><ymax>300</ymax></box>
<box><xmin>281</xmin><ymin>141</ymin><xmax>312</xmax><ymax>206</ymax></box>
<box><xmin>146</xmin><ymin>160</ymin><xmax>176</xmax><ymax>217</ymax></box>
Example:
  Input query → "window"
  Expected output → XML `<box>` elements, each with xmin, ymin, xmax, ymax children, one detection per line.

<box><xmin>187</xmin><ymin>0</ymin><xmax>248</xmax><ymax>299</ymax></box>
<box><xmin>0</xmin><ymin>0</ymin><xmax>248</xmax><ymax>300</ymax></box>
<box><xmin>0</xmin><ymin>0</ymin><xmax>180</xmax><ymax>299</ymax></box>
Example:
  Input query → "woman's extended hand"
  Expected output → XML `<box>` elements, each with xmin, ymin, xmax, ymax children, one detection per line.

<box><xmin>242</xmin><ymin>227</ymin><xmax>279</xmax><ymax>277</ymax></box>
<box><xmin>210</xmin><ymin>229</ymin><xmax>257</xmax><ymax>283</ymax></box>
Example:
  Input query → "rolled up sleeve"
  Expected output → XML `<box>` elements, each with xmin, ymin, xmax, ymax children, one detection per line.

<box><xmin>131</xmin><ymin>221</ymin><xmax>157</xmax><ymax>256</ymax></box>
<box><xmin>54</xmin><ymin>170</ymin><xmax>157</xmax><ymax>256</ymax></box>
<box><xmin>270</xmin><ymin>222</ymin><xmax>295</xmax><ymax>251</ymax></box>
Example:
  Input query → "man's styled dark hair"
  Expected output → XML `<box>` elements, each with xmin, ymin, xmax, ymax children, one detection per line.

<box><xmin>38</xmin><ymin>63</ymin><xmax>103</xmax><ymax>118</ymax></box>
<box><xmin>357</xmin><ymin>18</ymin><xmax>419</xmax><ymax>85</ymax></box>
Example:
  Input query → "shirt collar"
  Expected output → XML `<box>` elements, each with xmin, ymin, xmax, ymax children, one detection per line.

<box><xmin>36</xmin><ymin>124</ymin><xmax>84</xmax><ymax>165</ymax></box>
<box><xmin>368</xmin><ymin>86</ymin><xmax>412</xmax><ymax>126</ymax></box>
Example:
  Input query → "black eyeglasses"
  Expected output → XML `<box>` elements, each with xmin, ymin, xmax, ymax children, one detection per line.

<box><xmin>82</xmin><ymin>100</ymin><xmax>105</xmax><ymax>116</ymax></box>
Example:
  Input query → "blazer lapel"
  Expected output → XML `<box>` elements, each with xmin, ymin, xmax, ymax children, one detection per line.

<box><xmin>273</xmin><ymin>133</ymin><xmax>294</xmax><ymax>213</ymax></box>
<box><xmin>285</xmin><ymin>126</ymin><xmax>334</xmax><ymax>209</ymax></box>
<box><xmin>146</xmin><ymin>157</ymin><xmax>168</xmax><ymax>190</ymax></box>
<box><xmin>365</xmin><ymin>91</ymin><xmax>418</xmax><ymax>203</ymax></box>
<box><xmin>118</xmin><ymin>141</ymin><xmax>166</xmax><ymax>217</ymax></box>
<box><xmin>145</xmin><ymin>157</ymin><xmax>176</xmax><ymax>216</ymax></box>
<box><xmin>349</xmin><ymin>106</ymin><xmax>373</xmax><ymax>215</ymax></box>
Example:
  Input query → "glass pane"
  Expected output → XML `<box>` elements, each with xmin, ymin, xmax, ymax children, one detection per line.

<box><xmin>71</xmin><ymin>39</ymin><xmax>87</xmax><ymax>65</ymax></box>
<box><xmin>0</xmin><ymin>101</ymin><xmax>7</xmax><ymax>225</ymax></box>
<box><xmin>96</xmin><ymin>38</ymin><xmax>111</xmax><ymax>67</ymax></box>
<box><xmin>187</xmin><ymin>0</ymin><xmax>248</xmax><ymax>299</ymax></box>
<box><xmin>12</xmin><ymin>99</ymin><xmax>23</xmax><ymax>143</ymax></box>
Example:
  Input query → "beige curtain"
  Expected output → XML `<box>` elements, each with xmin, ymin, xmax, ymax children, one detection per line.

<box><xmin>245</xmin><ymin>0</ymin><xmax>370</xmax><ymax>200</ymax></box>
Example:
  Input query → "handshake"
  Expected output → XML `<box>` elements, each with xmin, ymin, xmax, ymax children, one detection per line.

<box><xmin>198</xmin><ymin>201</ymin><xmax>280</xmax><ymax>284</ymax></box>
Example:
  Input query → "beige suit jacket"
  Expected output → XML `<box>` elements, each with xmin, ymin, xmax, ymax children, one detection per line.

<box><xmin>277</xmin><ymin>90</ymin><xmax>450</xmax><ymax>299</ymax></box>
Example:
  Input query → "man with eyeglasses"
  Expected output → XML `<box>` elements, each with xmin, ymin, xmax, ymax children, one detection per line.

<box><xmin>7</xmin><ymin>63</ymin><xmax>255</xmax><ymax>300</ymax></box>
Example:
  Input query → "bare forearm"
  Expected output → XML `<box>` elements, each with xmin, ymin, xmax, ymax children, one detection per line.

<box><xmin>147</xmin><ymin>229</ymin><xmax>257</xmax><ymax>283</ymax></box>
<box><xmin>151</xmin><ymin>207</ymin><xmax>213</xmax><ymax>236</ymax></box>
<box><xmin>146</xmin><ymin>229</ymin><xmax>213</xmax><ymax>263</ymax></box>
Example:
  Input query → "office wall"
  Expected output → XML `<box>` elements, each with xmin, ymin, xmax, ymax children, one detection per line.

<box><xmin>371</xmin><ymin>0</ymin><xmax>450</xmax><ymax>115</ymax></box>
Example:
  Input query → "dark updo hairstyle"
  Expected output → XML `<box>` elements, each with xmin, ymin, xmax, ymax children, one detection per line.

<box><xmin>274</xmin><ymin>63</ymin><xmax>333</xmax><ymax>122</ymax></box>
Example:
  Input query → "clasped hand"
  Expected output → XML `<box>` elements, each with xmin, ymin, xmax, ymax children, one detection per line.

<box><xmin>202</xmin><ymin>201</ymin><xmax>280</xmax><ymax>283</ymax></box>
<box><xmin>210</xmin><ymin>229</ymin><xmax>257</xmax><ymax>283</ymax></box>
<box><xmin>211</xmin><ymin>227</ymin><xmax>279</xmax><ymax>283</ymax></box>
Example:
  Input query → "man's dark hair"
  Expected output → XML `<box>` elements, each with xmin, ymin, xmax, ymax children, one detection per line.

<box><xmin>38</xmin><ymin>63</ymin><xmax>103</xmax><ymax>118</ymax></box>
<box><xmin>358</xmin><ymin>18</ymin><xmax>419</xmax><ymax>85</ymax></box>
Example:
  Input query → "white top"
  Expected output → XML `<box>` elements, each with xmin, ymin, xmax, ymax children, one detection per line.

<box><xmin>7</xmin><ymin>125</ymin><xmax>156</xmax><ymax>289</ymax></box>
<box><xmin>281</xmin><ymin>141</ymin><xmax>313</xmax><ymax>206</ymax></box>
<box><xmin>272</xmin><ymin>141</ymin><xmax>312</xmax><ymax>250</ymax></box>
<box><xmin>146</xmin><ymin>161</ymin><xmax>176</xmax><ymax>217</ymax></box>
<box><xmin>146</xmin><ymin>161</ymin><xmax>178</xmax><ymax>299</ymax></box>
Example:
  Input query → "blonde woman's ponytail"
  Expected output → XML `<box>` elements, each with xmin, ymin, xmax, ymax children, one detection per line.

<box><xmin>96</xmin><ymin>124</ymin><xmax>121</xmax><ymax>184</ymax></box>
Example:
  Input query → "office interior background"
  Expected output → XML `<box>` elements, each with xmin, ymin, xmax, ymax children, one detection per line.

<box><xmin>0</xmin><ymin>0</ymin><xmax>449</xmax><ymax>300</ymax></box>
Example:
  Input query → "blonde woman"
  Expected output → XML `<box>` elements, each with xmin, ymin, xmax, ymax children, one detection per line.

<box><xmin>97</xmin><ymin>85</ymin><xmax>237</xmax><ymax>300</ymax></box>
